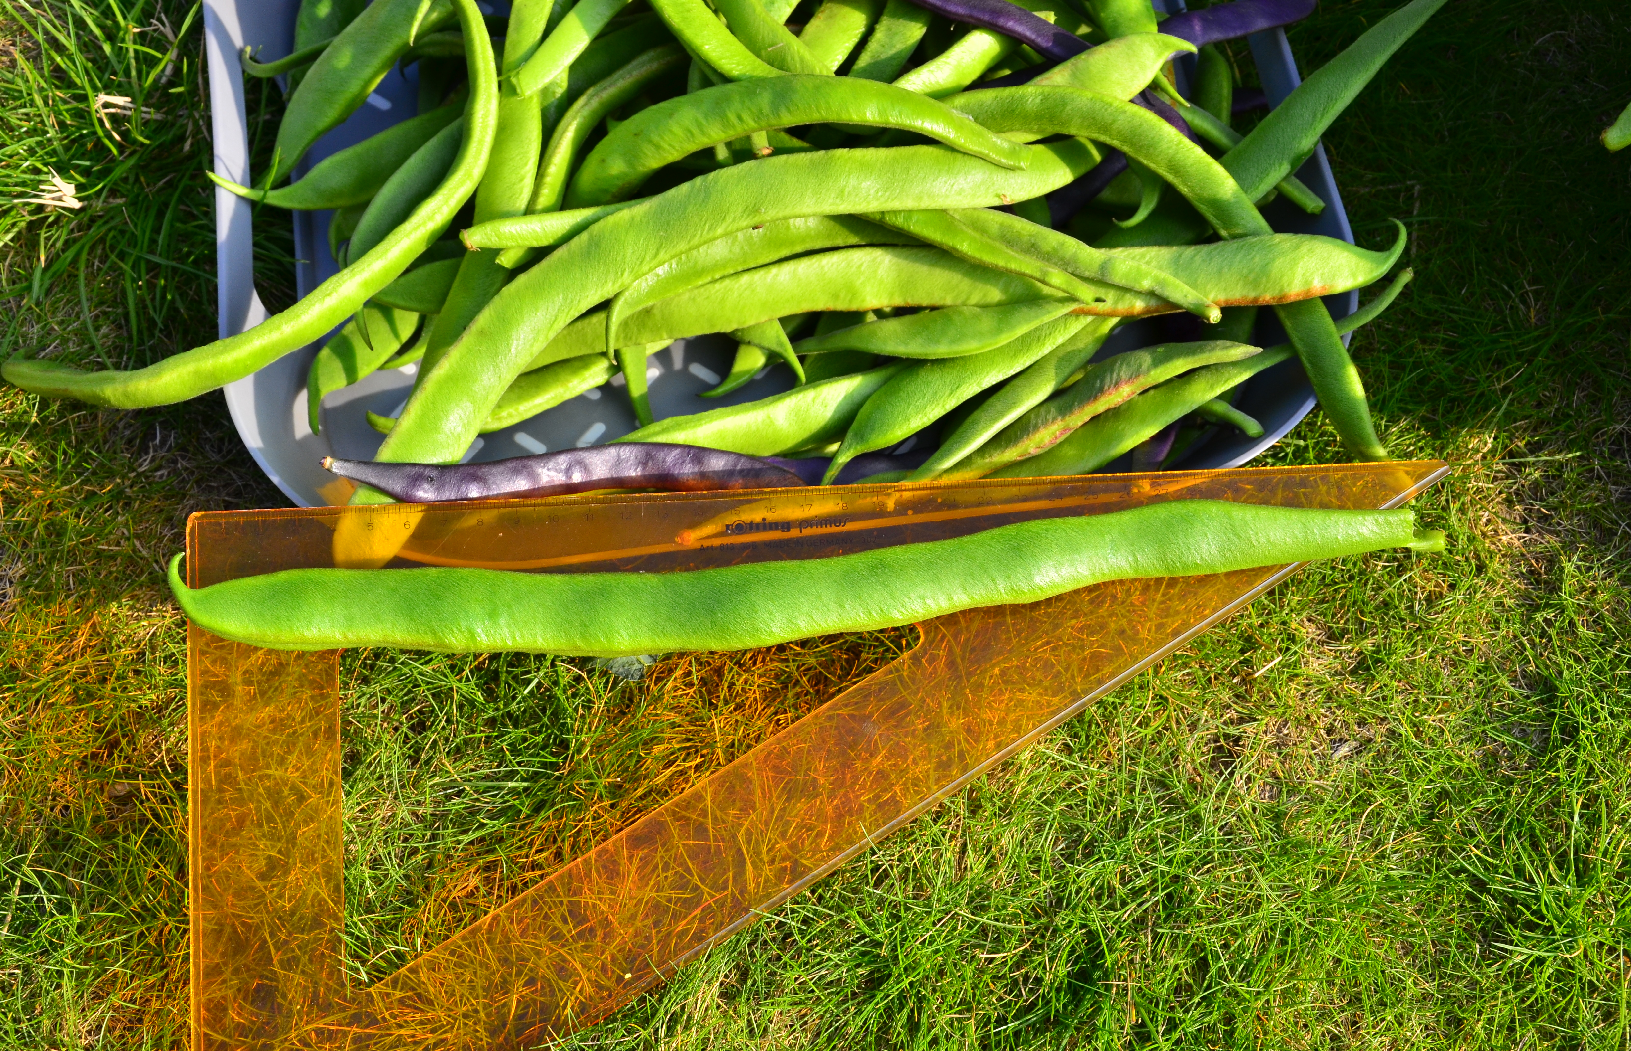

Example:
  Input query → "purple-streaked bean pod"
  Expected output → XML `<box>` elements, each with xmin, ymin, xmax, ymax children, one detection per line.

<box><xmin>900</xmin><ymin>0</ymin><xmax>1088</xmax><ymax>61</ymax></box>
<box><xmin>1157</xmin><ymin>0</ymin><xmax>1317</xmax><ymax>47</ymax></box>
<box><xmin>320</xmin><ymin>444</ymin><xmax>807</xmax><ymax>502</ymax></box>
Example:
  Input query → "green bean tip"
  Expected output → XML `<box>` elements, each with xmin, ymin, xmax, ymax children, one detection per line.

<box><xmin>204</xmin><ymin>170</ymin><xmax>265</xmax><ymax>203</ymax></box>
<box><xmin>1406</xmin><ymin>528</ymin><xmax>1445</xmax><ymax>554</ymax></box>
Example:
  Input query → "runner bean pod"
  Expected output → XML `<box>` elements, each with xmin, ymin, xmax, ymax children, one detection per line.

<box><xmin>168</xmin><ymin>501</ymin><xmax>1440</xmax><ymax>655</ymax></box>
<box><xmin>564</xmin><ymin>75</ymin><xmax>1035</xmax><ymax>207</ymax></box>
<box><xmin>822</xmin><ymin>312</ymin><xmax>1090</xmax><ymax>482</ymax></box>
<box><xmin>2</xmin><ymin>0</ymin><xmax>497</xmax><ymax>408</ymax></box>
<box><xmin>990</xmin><ymin>346</ymin><xmax>1293</xmax><ymax>476</ymax></box>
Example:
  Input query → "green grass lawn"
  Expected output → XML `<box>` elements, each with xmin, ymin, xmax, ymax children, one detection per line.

<box><xmin>3</xmin><ymin>0</ymin><xmax>1631</xmax><ymax>1046</ymax></box>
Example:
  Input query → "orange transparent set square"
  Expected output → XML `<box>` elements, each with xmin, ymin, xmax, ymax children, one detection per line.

<box><xmin>187</xmin><ymin>462</ymin><xmax>1445</xmax><ymax>1050</ymax></box>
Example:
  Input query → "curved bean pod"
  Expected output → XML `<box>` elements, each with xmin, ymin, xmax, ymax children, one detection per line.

<box><xmin>167</xmin><ymin>501</ymin><xmax>1433</xmax><ymax>655</ymax></box>
<box><xmin>614</xmin><ymin>364</ymin><xmax>905</xmax><ymax>455</ymax></box>
<box><xmin>849</xmin><ymin>0</ymin><xmax>932</xmax><ymax>81</ymax></box>
<box><xmin>800</xmin><ymin>0</ymin><xmax>884</xmax><ymax>72</ymax></box>
<box><xmin>892</xmin><ymin>27</ymin><xmax>1019</xmax><ymax>98</ymax></box>
<box><xmin>348</xmin><ymin>116</ymin><xmax>465</xmax><ymax>262</ymax></box>
<box><xmin>3</xmin><ymin>0</ymin><xmax>497</xmax><ymax>408</ymax></box>
<box><xmin>942</xmin><ymin>339</ymin><xmax>1266</xmax><ymax>478</ymax></box>
<box><xmin>866</xmin><ymin>208</ymin><xmax>1125</xmax><ymax>307</ymax></box>
<box><xmin>822</xmin><ymin>312</ymin><xmax>1089</xmax><ymax>482</ymax></box>
<box><xmin>565</xmin><ymin>76</ymin><xmax>1035</xmax><ymax>207</ymax></box>
<box><xmin>610</xmin><ymin>226</ymin><xmax>1400</xmax><ymax>358</ymax></box>
<box><xmin>1027</xmin><ymin>31</ymin><xmax>1191</xmax><ymax>97</ymax></box>
<box><xmin>461</xmin><ymin>199</ymin><xmax>648</xmax><ymax>266</ymax></box>
<box><xmin>907</xmin><ymin>316</ymin><xmax>1115</xmax><ymax>478</ymax></box>
<box><xmin>510</xmin><ymin>0</ymin><xmax>638</xmax><ymax>97</ymax></box>
<box><xmin>606</xmin><ymin>216</ymin><xmax>909</xmax><ymax>338</ymax></box>
<box><xmin>949</xmin><ymin>86</ymin><xmax>1272</xmax><ymax>238</ymax></box>
<box><xmin>1196</xmin><ymin>398</ymin><xmax>1264</xmax><ymax>437</ymax></box>
<box><xmin>990</xmin><ymin>347</ymin><xmax>1293</xmax><ymax>477</ymax></box>
<box><xmin>945</xmin><ymin>206</ymin><xmax>1221</xmax><ymax>318</ymax></box>
<box><xmin>529</xmin><ymin>46</ymin><xmax>687</xmax><ymax>216</ymax></box>
<box><xmin>240</xmin><ymin>39</ymin><xmax>333</xmax><ymax>79</ymax></box>
<box><xmin>1221</xmin><ymin>0</ymin><xmax>1446</xmax><ymax>201</ymax></box>
<box><xmin>796</xmin><ymin>300</ymin><xmax>1076</xmax><ymax>359</ymax></box>
<box><xmin>625</xmin><ymin>246</ymin><xmax>1063</xmax><ymax>345</ymax></box>
<box><xmin>307</xmin><ymin>305</ymin><xmax>422</xmax><ymax>434</ymax></box>
<box><xmin>366</xmin><ymin>141</ymin><xmax>1098</xmax><ymax>481</ymax></box>
<box><xmin>1274</xmin><ymin>298</ymin><xmax>1386</xmax><ymax>460</ymax></box>
<box><xmin>209</xmin><ymin>98</ymin><xmax>463</xmax><ymax>211</ymax></box>
<box><xmin>647</xmin><ymin>0</ymin><xmax>787</xmax><ymax>80</ymax></box>
<box><xmin>266</xmin><ymin>0</ymin><xmax>456</xmax><ymax>187</ymax></box>
<box><xmin>483</xmin><ymin>354</ymin><xmax>618</xmax><ymax>432</ymax></box>
<box><xmin>713</xmin><ymin>0</ymin><xmax>829</xmax><ymax>73</ymax></box>
<box><xmin>373</xmin><ymin>257</ymin><xmax>461</xmax><ymax>314</ymax></box>
<box><xmin>1164</xmin><ymin>94</ymin><xmax>1324</xmax><ymax>213</ymax></box>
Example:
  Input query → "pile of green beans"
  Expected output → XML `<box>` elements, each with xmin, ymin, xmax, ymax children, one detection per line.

<box><xmin>4</xmin><ymin>0</ymin><xmax>1444</xmax><ymax>483</ymax></box>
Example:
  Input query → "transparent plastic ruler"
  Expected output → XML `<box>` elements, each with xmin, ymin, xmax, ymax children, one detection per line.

<box><xmin>187</xmin><ymin>461</ymin><xmax>1447</xmax><ymax>1050</ymax></box>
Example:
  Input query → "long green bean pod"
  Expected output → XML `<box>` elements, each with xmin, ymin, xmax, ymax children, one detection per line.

<box><xmin>4</xmin><ymin>0</ymin><xmax>498</xmax><ymax>408</ymax></box>
<box><xmin>1221</xmin><ymin>0</ymin><xmax>1446</xmax><ymax>201</ymax></box>
<box><xmin>944</xmin><ymin>207</ymin><xmax>1221</xmax><ymax>319</ymax></box>
<box><xmin>620</xmin><ymin>247</ymin><xmax>1063</xmax><ymax>345</ymax></box>
<box><xmin>528</xmin><ymin>46</ymin><xmax>686</xmax><ymax>216</ymax></box>
<box><xmin>991</xmin><ymin>348</ymin><xmax>1295</xmax><ymax>477</ymax></box>
<box><xmin>365</xmin><ymin>140</ymin><xmax>1100</xmax><ymax>484</ymax></box>
<box><xmin>943</xmin><ymin>340</ymin><xmax>1268</xmax><ymax>479</ymax></box>
<box><xmin>168</xmin><ymin>501</ymin><xmax>1437</xmax><ymax>655</ymax></box>
<box><xmin>893</xmin><ymin>28</ymin><xmax>1019</xmax><ymax>97</ymax></box>
<box><xmin>510</xmin><ymin>0</ymin><xmax>639</xmax><ymax>97</ymax></box>
<box><xmin>603</xmin><ymin>216</ymin><xmax>912</xmax><ymax>337</ymax></box>
<box><xmin>712</xmin><ymin>0</ymin><xmax>829</xmax><ymax>73</ymax></box>
<box><xmin>908</xmin><ymin>317</ymin><xmax>1116</xmax><ymax>478</ymax></box>
<box><xmin>799</xmin><ymin>0</ymin><xmax>883</xmax><ymax>72</ymax></box>
<box><xmin>848</xmin><ymin>0</ymin><xmax>931</xmax><ymax>81</ymax></box>
<box><xmin>647</xmin><ymin>0</ymin><xmax>787</xmax><ymax>80</ymax></box>
<box><xmin>266</xmin><ymin>0</ymin><xmax>456</xmax><ymax>186</ymax></box>
<box><xmin>822</xmin><ymin>313</ymin><xmax>1090</xmax><ymax>482</ymax></box>
<box><xmin>616</xmin><ymin>363</ymin><xmax>905</xmax><ymax>455</ymax></box>
<box><xmin>866</xmin><ymin>209</ymin><xmax>1136</xmax><ymax>310</ymax></box>
<box><xmin>565</xmin><ymin>75</ymin><xmax>1035</xmax><ymax>207</ymax></box>
<box><xmin>347</xmin><ymin>116</ymin><xmax>464</xmax><ymax>261</ymax></box>
<box><xmin>306</xmin><ymin>305</ymin><xmax>421</xmax><ymax>434</ymax></box>
<box><xmin>796</xmin><ymin>301</ymin><xmax>1076</xmax><ymax>359</ymax></box>
<box><xmin>949</xmin><ymin>86</ymin><xmax>1274</xmax><ymax>239</ymax></box>
<box><xmin>208</xmin><ymin>98</ymin><xmax>463</xmax><ymax>210</ymax></box>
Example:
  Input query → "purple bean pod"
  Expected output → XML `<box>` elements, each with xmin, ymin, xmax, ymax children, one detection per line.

<box><xmin>1129</xmin><ymin>422</ymin><xmax>1181</xmax><ymax>471</ymax></box>
<box><xmin>901</xmin><ymin>0</ymin><xmax>1088</xmax><ymax>61</ymax></box>
<box><xmin>322</xmin><ymin>444</ymin><xmax>808</xmax><ymax>503</ymax></box>
<box><xmin>1157</xmin><ymin>0</ymin><xmax>1317</xmax><ymax>47</ymax></box>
